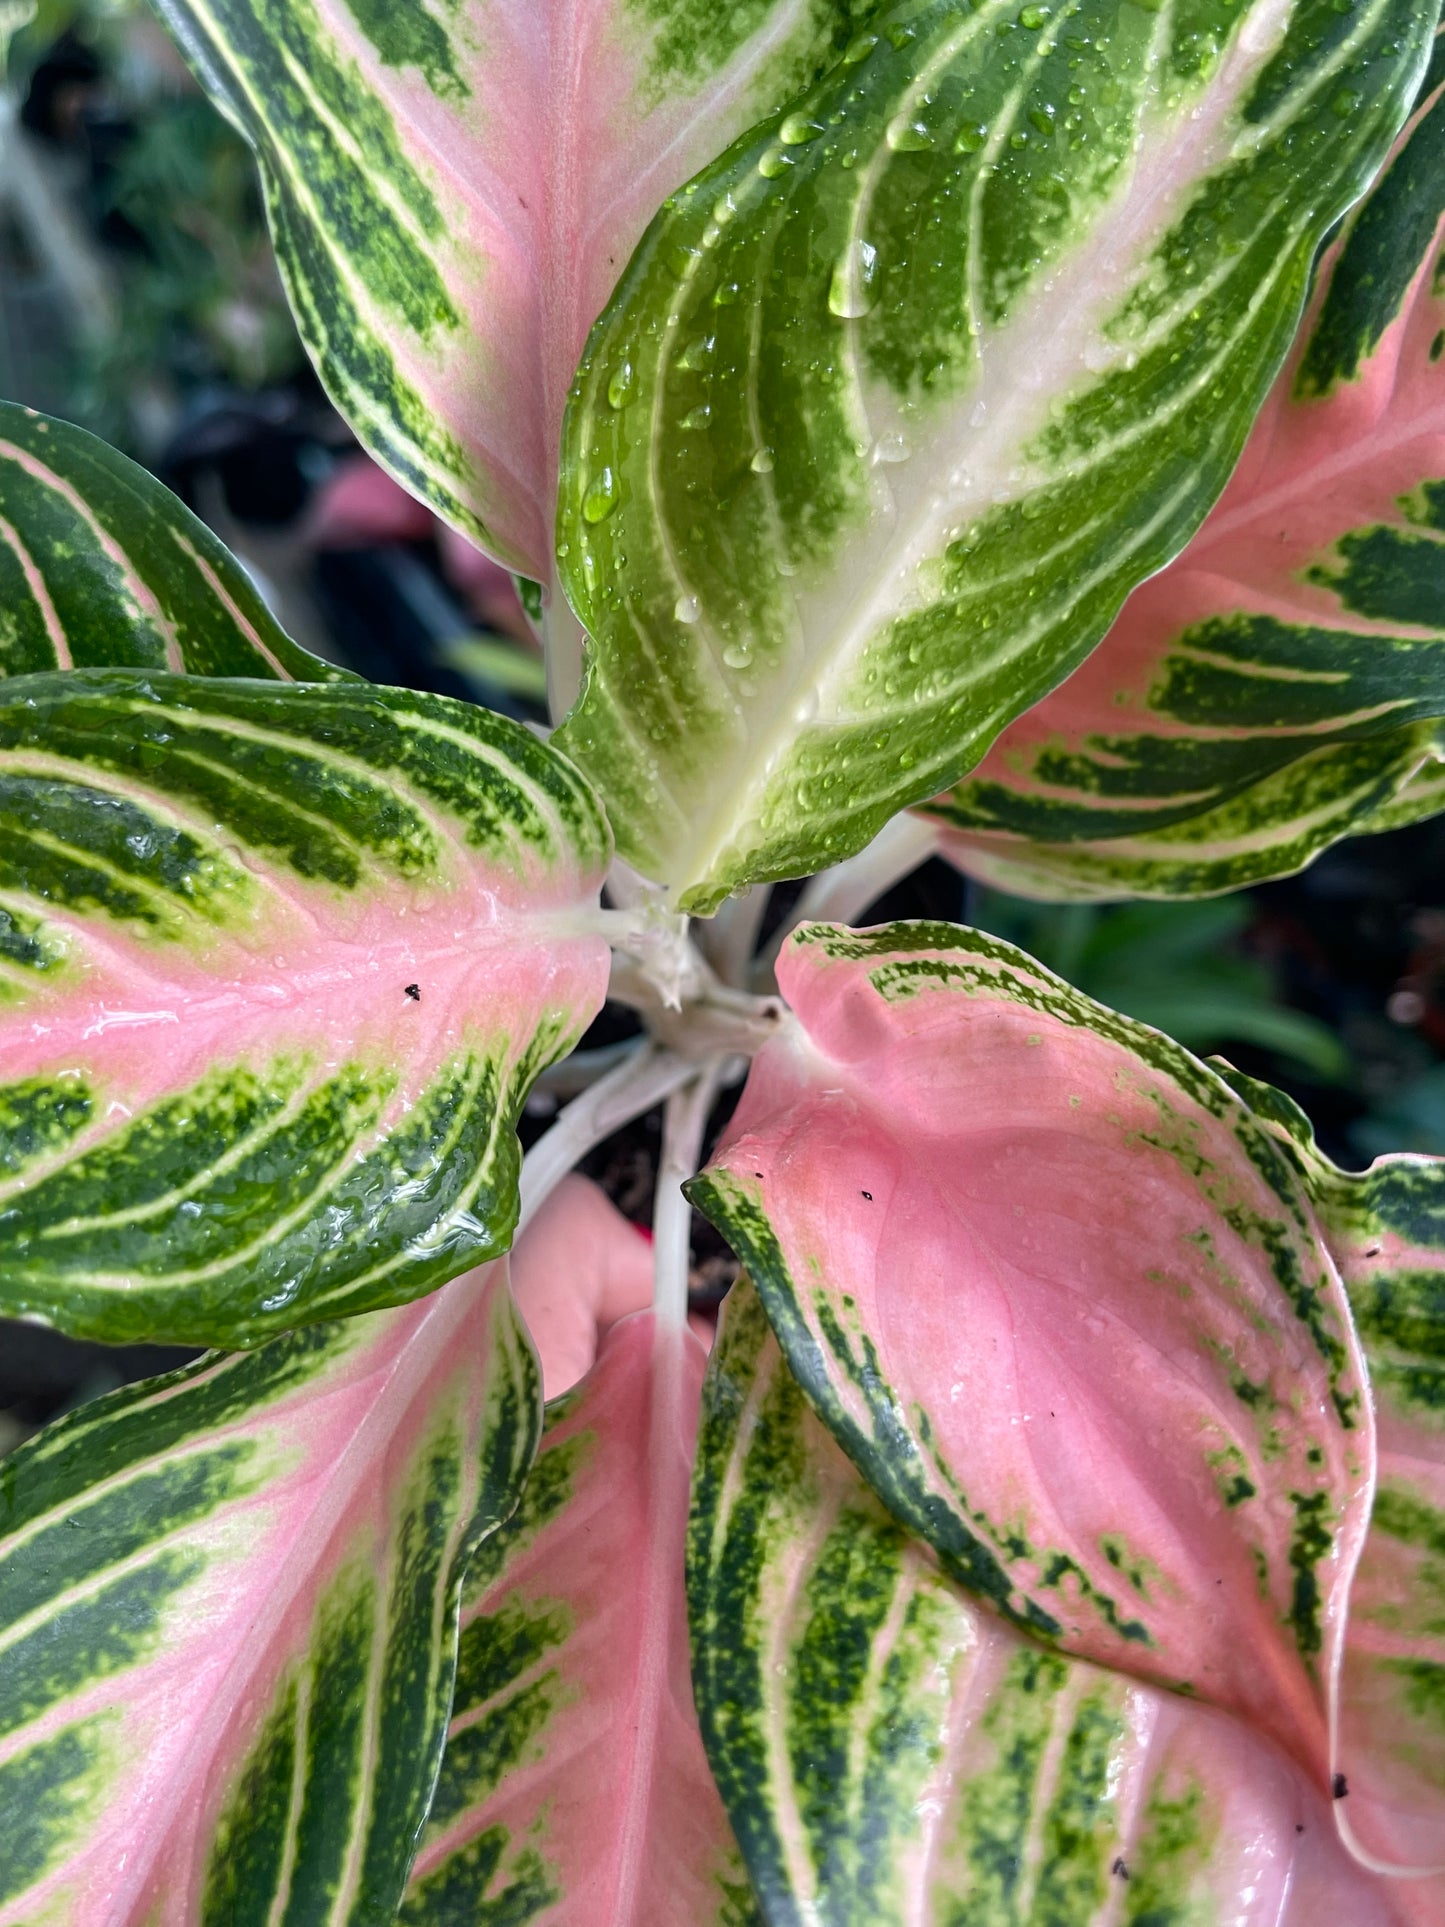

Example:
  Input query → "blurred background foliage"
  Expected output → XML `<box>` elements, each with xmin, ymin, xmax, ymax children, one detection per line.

<box><xmin>1</xmin><ymin>0</ymin><xmax>1443</xmax><ymax>1444</ymax></box>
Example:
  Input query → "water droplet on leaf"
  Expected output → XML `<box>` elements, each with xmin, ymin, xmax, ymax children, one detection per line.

<box><xmin>829</xmin><ymin>237</ymin><xmax>879</xmax><ymax>318</ymax></box>
<box><xmin>674</xmin><ymin>594</ymin><xmax>700</xmax><ymax>625</ymax></box>
<box><xmin>582</xmin><ymin>468</ymin><xmax>618</xmax><ymax>522</ymax></box>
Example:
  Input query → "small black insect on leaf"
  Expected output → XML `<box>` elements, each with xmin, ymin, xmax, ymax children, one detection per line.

<box><xmin>1295</xmin><ymin>1823</ymin><xmax>1305</xmax><ymax>1834</ymax></box>
<box><xmin>1111</xmin><ymin>1858</ymin><xmax>1129</xmax><ymax>1881</ymax></box>
<box><xmin>404</xmin><ymin>984</ymin><xmax>421</xmax><ymax>1002</ymax></box>
<box><xmin>1332</xmin><ymin>1773</ymin><xmax>1349</xmax><ymax>1800</ymax></box>
<box><xmin>861</xmin><ymin>1190</ymin><xmax>873</xmax><ymax>1201</ymax></box>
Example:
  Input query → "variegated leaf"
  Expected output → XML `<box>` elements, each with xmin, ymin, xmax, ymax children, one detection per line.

<box><xmin>555</xmin><ymin>0</ymin><xmax>1429</xmax><ymax>912</ymax></box>
<box><xmin>151</xmin><ymin>0</ymin><xmax>872</xmax><ymax>597</ymax></box>
<box><xmin>924</xmin><ymin>25</ymin><xmax>1445</xmax><ymax>901</ymax></box>
<box><xmin>402</xmin><ymin>1311</ymin><xmax>759</xmax><ymax>1925</ymax></box>
<box><xmin>0</xmin><ymin>402</ymin><xmax>334</xmax><ymax>682</ymax></box>
<box><xmin>0</xmin><ymin>671</ymin><xmax>610</xmax><ymax>1346</ymax></box>
<box><xmin>0</xmin><ymin>1258</ymin><xmax>540</xmax><ymax>1926</ymax></box>
<box><xmin>690</xmin><ymin>1276</ymin><xmax>1426</xmax><ymax>1926</ymax></box>
<box><xmin>510</xmin><ymin>1173</ymin><xmax>657</xmax><ymax>1399</ymax></box>
<box><xmin>1215</xmin><ymin>1070</ymin><xmax>1445</xmax><ymax>1878</ymax></box>
<box><xmin>690</xmin><ymin>922</ymin><xmax>1372</xmax><ymax>1793</ymax></box>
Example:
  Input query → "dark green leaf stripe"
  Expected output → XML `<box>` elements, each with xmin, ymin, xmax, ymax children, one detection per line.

<box><xmin>556</xmin><ymin>0</ymin><xmax>1428</xmax><ymax>910</ymax></box>
<box><xmin>690</xmin><ymin>1279</ymin><xmax>1319</xmax><ymax>1925</ymax></box>
<box><xmin>0</xmin><ymin>1273</ymin><xmax>541</xmax><ymax>1924</ymax></box>
<box><xmin>0</xmin><ymin>403</ymin><xmax>335</xmax><ymax>683</ymax></box>
<box><xmin>924</xmin><ymin>26</ymin><xmax>1445</xmax><ymax>902</ymax></box>
<box><xmin>0</xmin><ymin>671</ymin><xmax>610</xmax><ymax>1345</ymax></box>
<box><xmin>1299</xmin><ymin>20</ymin><xmax>1445</xmax><ymax>395</ymax></box>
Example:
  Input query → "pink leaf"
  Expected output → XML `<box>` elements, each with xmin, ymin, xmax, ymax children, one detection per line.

<box><xmin>0</xmin><ymin>1261</ymin><xmax>540</xmax><ymax>1924</ymax></box>
<box><xmin>690</xmin><ymin>922</ymin><xmax>1374</xmax><ymax>1807</ymax></box>
<box><xmin>691</xmin><ymin>1276</ymin><xmax>1429</xmax><ymax>1926</ymax></box>
<box><xmin>923</xmin><ymin>34</ymin><xmax>1445</xmax><ymax>901</ymax></box>
<box><xmin>402</xmin><ymin>1310</ymin><xmax>750</xmax><ymax>1922</ymax></box>
<box><xmin>511</xmin><ymin>1173</ymin><xmax>655</xmax><ymax>1398</ymax></box>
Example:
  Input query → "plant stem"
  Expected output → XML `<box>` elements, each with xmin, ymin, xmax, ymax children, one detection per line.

<box><xmin>518</xmin><ymin>1043</ymin><xmax>695</xmax><ymax>1231</ymax></box>
<box><xmin>534</xmin><ymin>1037</ymin><xmax>644</xmax><ymax>1097</ymax></box>
<box><xmin>704</xmin><ymin>883</ymin><xmax>775</xmax><ymax>988</ymax></box>
<box><xmin>754</xmin><ymin>813</ymin><xmax>937</xmax><ymax>984</ymax></box>
<box><xmin>651</xmin><ymin>1063</ymin><xmax>727</xmax><ymax>1330</ymax></box>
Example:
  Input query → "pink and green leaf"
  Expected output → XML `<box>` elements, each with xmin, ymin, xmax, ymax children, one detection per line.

<box><xmin>0</xmin><ymin>671</ymin><xmax>611</xmax><ymax>1346</ymax></box>
<box><xmin>0</xmin><ymin>402</ymin><xmax>334</xmax><ymax>682</ymax></box>
<box><xmin>923</xmin><ymin>25</ymin><xmax>1445</xmax><ymax>901</ymax></box>
<box><xmin>690</xmin><ymin>922</ymin><xmax>1373</xmax><ymax>1793</ymax></box>
<box><xmin>0</xmin><ymin>1258</ymin><xmax>540</xmax><ymax>1925</ymax></box>
<box><xmin>691</xmin><ymin>1275</ymin><xmax>1428</xmax><ymax>1926</ymax></box>
<box><xmin>150</xmin><ymin>0</ymin><xmax>873</xmax><ymax>597</ymax></box>
<box><xmin>1218</xmin><ymin>1075</ymin><xmax>1445</xmax><ymax>1879</ymax></box>
<box><xmin>555</xmin><ymin>0</ymin><xmax>1429</xmax><ymax>910</ymax></box>
<box><xmin>402</xmin><ymin>1310</ymin><xmax>756</xmax><ymax>1925</ymax></box>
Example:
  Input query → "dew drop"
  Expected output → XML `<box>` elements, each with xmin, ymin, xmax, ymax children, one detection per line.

<box><xmin>758</xmin><ymin>146</ymin><xmax>794</xmax><ymax>178</ymax></box>
<box><xmin>714</xmin><ymin>280</ymin><xmax>741</xmax><ymax>306</ymax></box>
<box><xmin>843</xmin><ymin>30</ymin><xmax>878</xmax><ymax>62</ymax></box>
<box><xmin>956</xmin><ymin>122</ymin><xmax>988</xmax><ymax>152</ymax></box>
<box><xmin>678</xmin><ymin>334</ymin><xmax>716</xmax><ymax>371</ymax></box>
<box><xmin>666</xmin><ymin>243</ymin><xmax>702</xmax><ymax>279</ymax></box>
<box><xmin>750</xmin><ymin>447</ymin><xmax>775</xmax><ymax>474</ymax></box>
<box><xmin>886</xmin><ymin>113</ymin><xmax>933</xmax><ymax>151</ymax></box>
<box><xmin>780</xmin><ymin>112</ymin><xmax>824</xmax><ymax>145</ymax></box>
<box><xmin>723</xmin><ymin>643</ymin><xmax>752</xmax><ymax>669</ymax></box>
<box><xmin>582</xmin><ymin>468</ymin><xmax>618</xmax><ymax>522</ymax></box>
<box><xmin>680</xmin><ymin>404</ymin><xmax>712</xmax><ymax>431</ymax></box>
<box><xmin>828</xmin><ymin>237</ymin><xmax>880</xmax><ymax>318</ymax></box>
<box><xmin>1021</xmin><ymin>4</ymin><xmax>1050</xmax><ymax>25</ymax></box>
<box><xmin>872</xmin><ymin>431</ymin><xmax>911</xmax><ymax>464</ymax></box>
<box><xmin>712</xmin><ymin>190</ymin><xmax>738</xmax><ymax>226</ymax></box>
<box><xmin>606</xmin><ymin>361</ymin><xmax>634</xmax><ymax>409</ymax></box>
<box><xmin>674</xmin><ymin>594</ymin><xmax>701</xmax><ymax>625</ymax></box>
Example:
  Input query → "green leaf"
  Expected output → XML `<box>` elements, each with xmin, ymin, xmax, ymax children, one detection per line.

<box><xmin>555</xmin><ymin>0</ymin><xmax>1430</xmax><ymax>912</ymax></box>
<box><xmin>922</xmin><ymin>25</ymin><xmax>1445</xmax><ymax>902</ymax></box>
<box><xmin>0</xmin><ymin>403</ymin><xmax>335</xmax><ymax>682</ymax></box>
<box><xmin>0</xmin><ymin>1260</ymin><xmax>540</xmax><ymax>1925</ymax></box>
<box><xmin>0</xmin><ymin>671</ymin><xmax>612</xmax><ymax>1346</ymax></box>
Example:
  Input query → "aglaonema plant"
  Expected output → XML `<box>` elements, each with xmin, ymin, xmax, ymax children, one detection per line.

<box><xmin>0</xmin><ymin>0</ymin><xmax>1443</xmax><ymax>1918</ymax></box>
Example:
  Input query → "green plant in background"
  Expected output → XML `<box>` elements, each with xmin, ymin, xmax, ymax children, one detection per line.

<box><xmin>0</xmin><ymin>0</ymin><xmax>298</xmax><ymax>449</ymax></box>
<box><xmin>971</xmin><ymin>894</ymin><xmax>1351</xmax><ymax>1079</ymax></box>
<box><xmin>0</xmin><ymin>1</ymin><xmax>1442</xmax><ymax>1921</ymax></box>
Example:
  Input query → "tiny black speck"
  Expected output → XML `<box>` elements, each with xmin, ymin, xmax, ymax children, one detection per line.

<box><xmin>1332</xmin><ymin>1773</ymin><xmax>1348</xmax><ymax>1800</ymax></box>
<box><xmin>405</xmin><ymin>984</ymin><xmax>421</xmax><ymax>1001</ymax></box>
<box><xmin>754</xmin><ymin>1172</ymin><xmax>764</xmax><ymax>1180</ymax></box>
<box><xmin>1295</xmin><ymin>1823</ymin><xmax>1305</xmax><ymax>1834</ymax></box>
<box><xmin>861</xmin><ymin>1190</ymin><xmax>873</xmax><ymax>1201</ymax></box>
<box><xmin>1111</xmin><ymin>1858</ymin><xmax>1129</xmax><ymax>1881</ymax></box>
